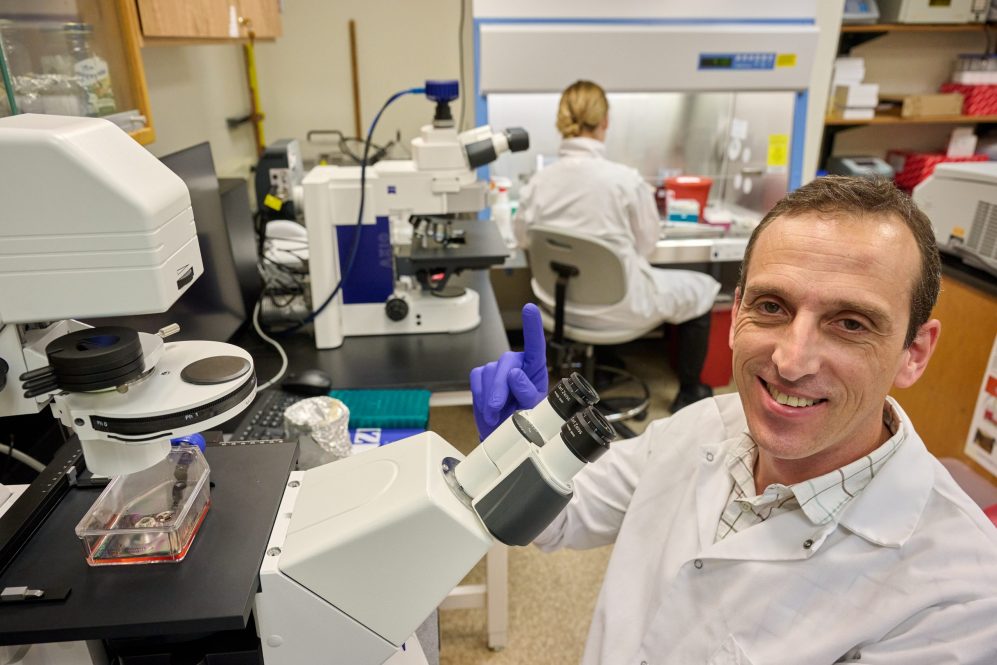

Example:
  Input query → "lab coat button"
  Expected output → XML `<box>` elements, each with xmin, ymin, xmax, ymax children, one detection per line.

<box><xmin>803</xmin><ymin>538</ymin><xmax>814</xmax><ymax>549</ymax></box>
<box><xmin>705</xmin><ymin>452</ymin><xmax>715</xmax><ymax>462</ymax></box>
<box><xmin>694</xmin><ymin>559</ymin><xmax>703</xmax><ymax>569</ymax></box>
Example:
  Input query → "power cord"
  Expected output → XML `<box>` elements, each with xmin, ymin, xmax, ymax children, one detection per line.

<box><xmin>0</xmin><ymin>438</ymin><xmax>44</xmax><ymax>475</ymax></box>
<box><xmin>304</xmin><ymin>129</ymin><xmax>397</xmax><ymax>166</ymax></box>
<box><xmin>252</xmin><ymin>300</ymin><xmax>288</xmax><ymax>392</ymax></box>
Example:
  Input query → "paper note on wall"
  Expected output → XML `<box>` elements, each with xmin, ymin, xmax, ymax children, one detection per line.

<box><xmin>965</xmin><ymin>333</ymin><xmax>997</xmax><ymax>478</ymax></box>
<box><xmin>730</xmin><ymin>118</ymin><xmax>748</xmax><ymax>140</ymax></box>
<box><xmin>766</xmin><ymin>134</ymin><xmax>789</xmax><ymax>174</ymax></box>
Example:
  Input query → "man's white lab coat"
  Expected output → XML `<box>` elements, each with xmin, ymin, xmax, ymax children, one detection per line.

<box><xmin>535</xmin><ymin>394</ymin><xmax>997</xmax><ymax>664</ymax></box>
<box><xmin>513</xmin><ymin>138</ymin><xmax>719</xmax><ymax>331</ymax></box>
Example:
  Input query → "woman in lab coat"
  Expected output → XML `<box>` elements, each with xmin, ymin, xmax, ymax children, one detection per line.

<box><xmin>514</xmin><ymin>80</ymin><xmax>720</xmax><ymax>411</ymax></box>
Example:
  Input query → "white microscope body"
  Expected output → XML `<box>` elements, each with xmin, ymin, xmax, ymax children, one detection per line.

<box><xmin>0</xmin><ymin>114</ymin><xmax>256</xmax><ymax>478</ymax></box>
<box><xmin>255</xmin><ymin>373</ymin><xmax>613</xmax><ymax>665</ymax></box>
<box><xmin>303</xmin><ymin>83</ymin><xmax>528</xmax><ymax>349</ymax></box>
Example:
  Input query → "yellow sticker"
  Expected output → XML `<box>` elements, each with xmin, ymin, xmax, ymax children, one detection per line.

<box><xmin>767</xmin><ymin>134</ymin><xmax>789</xmax><ymax>173</ymax></box>
<box><xmin>264</xmin><ymin>193</ymin><xmax>283</xmax><ymax>211</ymax></box>
<box><xmin>776</xmin><ymin>53</ymin><xmax>797</xmax><ymax>68</ymax></box>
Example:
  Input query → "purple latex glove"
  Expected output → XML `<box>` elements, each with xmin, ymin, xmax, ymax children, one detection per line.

<box><xmin>470</xmin><ymin>303</ymin><xmax>548</xmax><ymax>439</ymax></box>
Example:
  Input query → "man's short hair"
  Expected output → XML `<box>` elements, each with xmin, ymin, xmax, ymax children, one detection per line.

<box><xmin>737</xmin><ymin>176</ymin><xmax>941</xmax><ymax>347</ymax></box>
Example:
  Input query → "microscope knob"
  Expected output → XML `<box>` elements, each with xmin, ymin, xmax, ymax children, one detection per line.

<box><xmin>385</xmin><ymin>297</ymin><xmax>409</xmax><ymax>322</ymax></box>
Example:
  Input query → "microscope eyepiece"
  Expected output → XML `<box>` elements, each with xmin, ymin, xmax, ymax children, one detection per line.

<box><xmin>464</xmin><ymin>127</ymin><xmax>532</xmax><ymax>169</ymax></box>
<box><xmin>504</xmin><ymin>127</ymin><xmax>529</xmax><ymax>152</ymax></box>
<box><xmin>547</xmin><ymin>372</ymin><xmax>599</xmax><ymax>421</ymax></box>
<box><xmin>559</xmin><ymin>406</ymin><xmax>617</xmax><ymax>464</ymax></box>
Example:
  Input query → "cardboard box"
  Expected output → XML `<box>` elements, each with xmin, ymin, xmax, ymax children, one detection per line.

<box><xmin>881</xmin><ymin>93</ymin><xmax>964</xmax><ymax>118</ymax></box>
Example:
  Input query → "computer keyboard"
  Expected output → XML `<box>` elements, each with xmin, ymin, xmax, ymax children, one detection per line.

<box><xmin>231</xmin><ymin>389</ymin><xmax>307</xmax><ymax>441</ymax></box>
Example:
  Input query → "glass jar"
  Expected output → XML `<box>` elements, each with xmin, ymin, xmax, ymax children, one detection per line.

<box><xmin>63</xmin><ymin>23</ymin><xmax>116</xmax><ymax>116</ymax></box>
<box><xmin>0</xmin><ymin>20</ymin><xmax>41</xmax><ymax>114</ymax></box>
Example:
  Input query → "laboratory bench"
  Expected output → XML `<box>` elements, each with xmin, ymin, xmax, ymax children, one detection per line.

<box><xmin>497</xmin><ymin>225</ymin><xmax>751</xmax><ymax>269</ymax></box>
<box><xmin>233</xmin><ymin>268</ymin><xmax>509</xmax><ymax>403</ymax></box>
<box><xmin>0</xmin><ymin>439</ymin><xmax>441</xmax><ymax>663</ymax></box>
<box><xmin>0</xmin><ymin>440</ymin><xmax>297</xmax><ymax>659</ymax></box>
<box><xmin>492</xmin><ymin>230</ymin><xmax>745</xmax><ymax>330</ymax></box>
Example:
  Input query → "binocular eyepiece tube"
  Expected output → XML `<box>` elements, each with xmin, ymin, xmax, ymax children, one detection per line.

<box><xmin>455</xmin><ymin>372</ymin><xmax>600</xmax><ymax>500</ymax></box>
<box><xmin>463</xmin><ymin>381</ymin><xmax>617</xmax><ymax>546</ymax></box>
<box><xmin>536</xmin><ymin>403</ymin><xmax>615</xmax><ymax>491</ymax></box>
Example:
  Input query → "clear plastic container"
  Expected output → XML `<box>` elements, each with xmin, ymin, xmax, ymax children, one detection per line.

<box><xmin>953</xmin><ymin>54</ymin><xmax>997</xmax><ymax>84</ymax></box>
<box><xmin>0</xmin><ymin>19</ymin><xmax>117</xmax><ymax>117</ymax></box>
<box><xmin>75</xmin><ymin>444</ymin><xmax>211</xmax><ymax>566</ymax></box>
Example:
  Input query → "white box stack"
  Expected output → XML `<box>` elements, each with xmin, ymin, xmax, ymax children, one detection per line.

<box><xmin>830</xmin><ymin>57</ymin><xmax>879</xmax><ymax>120</ymax></box>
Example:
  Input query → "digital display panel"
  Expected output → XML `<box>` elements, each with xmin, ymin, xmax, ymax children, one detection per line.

<box><xmin>699</xmin><ymin>52</ymin><xmax>776</xmax><ymax>71</ymax></box>
<box><xmin>700</xmin><ymin>55</ymin><xmax>733</xmax><ymax>69</ymax></box>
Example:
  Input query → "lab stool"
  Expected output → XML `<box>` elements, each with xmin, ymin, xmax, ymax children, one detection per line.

<box><xmin>539</xmin><ymin>309</ymin><xmax>656</xmax><ymax>423</ymax></box>
<box><xmin>527</xmin><ymin>226</ymin><xmax>657</xmax><ymax>424</ymax></box>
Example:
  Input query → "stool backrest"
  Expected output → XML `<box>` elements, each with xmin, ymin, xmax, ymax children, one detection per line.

<box><xmin>526</xmin><ymin>226</ymin><xmax>627</xmax><ymax>306</ymax></box>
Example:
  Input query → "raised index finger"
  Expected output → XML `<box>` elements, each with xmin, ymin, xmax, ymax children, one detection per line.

<box><xmin>520</xmin><ymin>303</ymin><xmax>547</xmax><ymax>376</ymax></box>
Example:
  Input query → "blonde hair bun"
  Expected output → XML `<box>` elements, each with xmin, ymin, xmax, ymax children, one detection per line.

<box><xmin>556</xmin><ymin>80</ymin><xmax>608</xmax><ymax>139</ymax></box>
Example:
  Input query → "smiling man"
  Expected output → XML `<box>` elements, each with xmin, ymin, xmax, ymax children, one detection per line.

<box><xmin>475</xmin><ymin>176</ymin><xmax>997</xmax><ymax>664</ymax></box>
<box><xmin>730</xmin><ymin>186</ymin><xmax>940</xmax><ymax>495</ymax></box>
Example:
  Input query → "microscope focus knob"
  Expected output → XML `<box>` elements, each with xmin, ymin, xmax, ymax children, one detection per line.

<box><xmin>385</xmin><ymin>297</ymin><xmax>409</xmax><ymax>322</ymax></box>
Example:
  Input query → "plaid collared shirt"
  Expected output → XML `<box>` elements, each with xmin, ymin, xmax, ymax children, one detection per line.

<box><xmin>715</xmin><ymin>403</ymin><xmax>903</xmax><ymax>542</ymax></box>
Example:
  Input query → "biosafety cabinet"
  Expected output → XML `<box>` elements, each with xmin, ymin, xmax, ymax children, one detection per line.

<box><xmin>472</xmin><ymin>0</ymin><xmax>820</xmax><ymax>225</ymax></box>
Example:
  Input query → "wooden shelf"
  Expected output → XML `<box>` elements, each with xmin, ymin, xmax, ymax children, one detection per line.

<box><xmin>825</xmin><ymin>114</ymin><xmax>997</xmax><ymax>126</ymax></box>
<box><xmin>841</xmin><ymin>22</ymin><xmax>990</xmax><ymax>33</ymax></box>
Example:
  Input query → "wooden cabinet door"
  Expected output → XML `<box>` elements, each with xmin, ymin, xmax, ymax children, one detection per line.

<box><xmin>136</xmin><ymin>0</ymin><xmax>233</xmax><ymax>39</ymax></box>
<box><xmin>891</xmin><ymin>274</ymin><xmax>997</xmax><ymax>477</ymax></box>
<box><xmin>236</xmin><ymin>0</ymin><xmax>281</xmax><ymax>39</ymax></box>
<box><xmin>136</xmin><ymin>0</ymin><xmax>280</xmax><ymax>40</ymax></box>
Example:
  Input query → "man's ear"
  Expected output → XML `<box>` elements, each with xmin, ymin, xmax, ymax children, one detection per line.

<box><xmin>729</xmin><ymin>287</ymin><xmax>742</xmax><ymax>351</ymax></box>
<box><xmin>893</xmin><ymin>319</ymin><xmax>941</xmax><ymax>389</ymax></box>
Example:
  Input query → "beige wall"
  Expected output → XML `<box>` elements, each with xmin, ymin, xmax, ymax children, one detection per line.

<box><xmin>141</xmin><ymin>44</ymin><xmax>259</xmax><ymax>178</ymax></box>
<box><xmin>142</xmin><ymin>0</ymin><xmax>470</xmax><ymax>179</ymax></box>
<box><xmin>254</xmin><ymin>0</ymin><xmax>470</xmax><ymax>165</ymax></box>
<box><xmin>143</xmin><ymin>1</ymin><xmax>839</xmax><ymax>186</ymax></box>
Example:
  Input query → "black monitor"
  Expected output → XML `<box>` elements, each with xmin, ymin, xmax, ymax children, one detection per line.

<box><xmin>85</xmin><ymin>143</ymin><xmax>260</xmax><ymax>342</ymax></box>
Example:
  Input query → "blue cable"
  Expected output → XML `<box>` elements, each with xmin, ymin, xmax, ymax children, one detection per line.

<box><xmin>278</xmin><ymin>86</ymin><xmax>425</xmax><ymax>334</ymax></box>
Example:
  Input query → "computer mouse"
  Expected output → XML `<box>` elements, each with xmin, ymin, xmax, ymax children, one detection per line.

<box><xmin>281</xmin><ymin>368</ymin><xmax>333</xmax><ymax>396</ymax></box>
